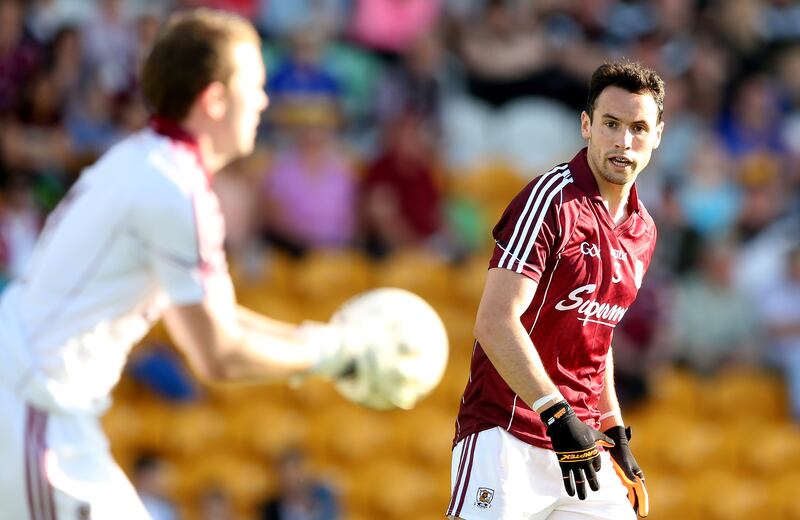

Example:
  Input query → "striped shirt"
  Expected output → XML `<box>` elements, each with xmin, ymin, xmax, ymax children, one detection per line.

<box><xmin>453</xmin><ymin>148</ymin><xmax>657</xmax><ymax>449</ymax></box>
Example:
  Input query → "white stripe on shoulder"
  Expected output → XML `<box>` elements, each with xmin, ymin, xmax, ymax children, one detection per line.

<box><xmin>498</xmin><ymin>164</ymin><xmax>569</xmax><ymax>269</ymax></box>
<box><xmin>516</xmin><ymin>171</ymin><xmax>573</xmax><ymax>273</ymax></box>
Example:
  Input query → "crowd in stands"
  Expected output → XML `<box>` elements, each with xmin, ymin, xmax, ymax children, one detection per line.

<box><xmin>1</xmin><ymin>0</ymin><xmax>800</xmax><ymax>512</ymax></box>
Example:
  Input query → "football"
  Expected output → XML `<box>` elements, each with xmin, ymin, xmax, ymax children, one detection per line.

<box><xmin>330</xmin><ymin>288</ymin><xmax>449</xmax><ymax>410</ymax></box>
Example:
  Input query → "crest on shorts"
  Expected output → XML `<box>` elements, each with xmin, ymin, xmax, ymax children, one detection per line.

<box><xmin>476</xmin><ymin>487</ymin><xmax>495</xmax><ymax>508</ymax></box>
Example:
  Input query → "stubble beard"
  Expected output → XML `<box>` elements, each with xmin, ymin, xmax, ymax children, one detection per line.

<box><xmin>598</xmin><ymin>160</ymin><xmax>637</xmax><ymax>186</ymax></box>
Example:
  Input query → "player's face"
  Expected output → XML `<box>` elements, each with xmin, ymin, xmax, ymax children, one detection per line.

<box><xmin>580</xmin><ymin>86</ymin><xmax>663</xmax><ymax>188</ymax></box>
<box><xmin>221</xmin><ymin>41</ymin><xmax>269</xmax><ymax>160</ymax></box>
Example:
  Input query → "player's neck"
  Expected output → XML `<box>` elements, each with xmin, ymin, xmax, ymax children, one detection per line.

<box><xmin>182</xmin><ymin>115</ymin><xmax>227</xmax><ymax>175</ymax></box>
<box><xmin>595</xmin><ymin>178</ymin><xmax>632</xmax><ymax>226</ymax></box>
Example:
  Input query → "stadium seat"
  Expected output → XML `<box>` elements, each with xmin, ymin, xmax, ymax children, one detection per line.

<box><xmin>731</xmin><ymin>420</ymin><xmax>800</xmax><ymax>476</ymax></box>
<box><xmin>161</xmin><ymin>403</ymin><xmax>229</xmax><ymax>457</ymax></box>
<box><xmin>449</xmin><ymin>254</ymin><xmax>489</xmax><ymax>312</ymax></box>
<box><xmin>309</xmin><ymin>404</ymin><xmax>393</xmax><ymax>464</ymax></box>
<box><xmin>697</xmin><ymin>367</ymin><xmax>787</xmax><ymax>421</ymax></box>
<box><xmin>689</xmin><ymin>471</ymin><xmax>768</xmax><ymax>519</ymax></box>
<box><xmin>372</xmin><ymin>249</ymin><xmax>452</xmax><ymax>306</ymax></box>
<box><xmin>177</xmin><ymin>452</ymin><xmax>273</xmax><ymax>515</ymax></box>
<box><xmin>228</xmin><ymin>402</ymin><xmax>310</xmax><ymax>459</ymax></box>
<box><xmin>292</xmin><ymin>249</ymin><xmax>374</xmax><ymax>318</ymax></box>
<box><xmin>393</xmin><ymin>405</ymin><xmax>455</xmax><ymax>470</ymax></box>
<box><xmin>351</xmin><ymin>459</ymin><xmax>444</xmax><ymax>519</ymax></box>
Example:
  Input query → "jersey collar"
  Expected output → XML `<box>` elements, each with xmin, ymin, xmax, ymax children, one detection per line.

<box><xmin>149</xmin><ymin>115</ymin><xmax>211</xmax><ymax>183</ymax></box>
<box><xmin>568</xmin><ymin>147</ymin><xmax>640</xmax><ymax>214</ymax></box>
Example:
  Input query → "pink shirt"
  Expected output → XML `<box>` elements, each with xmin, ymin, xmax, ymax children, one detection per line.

<box><xmin>350</xmin><ymin>0</ymin><xmax>441</xmax><ymax>53</ymax></box>
<box><xmin>264</xmin><ymin>148</ymin><xmax>356</xmax><ymax>247</ymax></box>
<box><xmin>454</xmin><ymin>149</ymin><xmax>657</xmax><ymax>449</ymax></box>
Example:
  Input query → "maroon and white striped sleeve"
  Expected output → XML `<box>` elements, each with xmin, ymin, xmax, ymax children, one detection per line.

<box><xmin>489</xmin><ymin>164</ymin><xmax>572</xmax><ymax>282</ymax></box>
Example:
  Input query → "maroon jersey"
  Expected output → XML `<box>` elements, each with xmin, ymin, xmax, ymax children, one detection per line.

<box><xmin>454</xmin><ymin>148</ymin><xmax>657</xmax><ymax>450</ymax></box>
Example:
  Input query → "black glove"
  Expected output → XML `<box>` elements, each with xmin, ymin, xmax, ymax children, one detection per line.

<box><xmin>604</xmin><ymin>426</ymin><xmax>649</xmax><ymax>517</ymax></box>
<box><xmin>541</xmin><ymin>401</ymin><xmax>615</xmax><ymax>500</ymax></box>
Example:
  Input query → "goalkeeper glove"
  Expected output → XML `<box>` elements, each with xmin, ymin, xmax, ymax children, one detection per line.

<box><xmin>297</xmin><ymin>321</ymin><xmax>358</xmax><ymax>379</ymax></box>
<box><xmin>541</xmin><ymin>401</ymin><xmax>615</xmax><ymax>500</ymax></box>
<box><xmin>604</xmin><ymin>426</ymin><xmax>649</xmax><ymax>517</ymax></box>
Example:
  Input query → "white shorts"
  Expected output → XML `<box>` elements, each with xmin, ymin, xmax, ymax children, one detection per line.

<box><xmin>0</xmin><ymin>383</ymin><xmax>151</xmax><ymax>519</ymax></box>
<box><xmin>447</xmin><ymin>427</ymin><xmax>635</xmax><ymax>520</ymax></box>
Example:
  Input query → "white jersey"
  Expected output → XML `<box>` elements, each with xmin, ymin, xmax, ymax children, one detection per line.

<box><xmin>0</xmin><ymin>120</ymin><xmax>235</xmax><ymax>414</ymax></box>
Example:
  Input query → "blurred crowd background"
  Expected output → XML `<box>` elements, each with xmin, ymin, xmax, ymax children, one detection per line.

<box><xmin>2</xmin><ymin>0</ymin><xmax>800</xmax><ymax>519</ymax></box>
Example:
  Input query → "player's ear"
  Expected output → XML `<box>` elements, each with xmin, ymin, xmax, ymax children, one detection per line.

<box><xmin>652</xmin><ymin>120</ymin><xmax>665</xmax><ymax>149</ymax></box>
<box><xmin>580</xmin><ymin>111</ymin><xmax>591</xmax><ymax>140</ymax></box>
<box><xmin>198</xmin><ymin>81</ymin><xmax>228</xmax><ymax>120</ymax></box>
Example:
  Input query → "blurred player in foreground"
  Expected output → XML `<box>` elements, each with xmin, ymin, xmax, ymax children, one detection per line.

<box><xmin>448</xmin><ymin>61</ymin><xmax>663</xmax><ymax>519</ymax></box>
<box><xmin>0</xmin><ymin>9</ymin><xmax>361</xmax><ymax>519</ymax></box>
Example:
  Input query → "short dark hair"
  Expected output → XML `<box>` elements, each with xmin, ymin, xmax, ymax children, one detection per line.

<box><xmin>140</xmin><ymin>8</ymin><xmax>260</xmax><ymax>121</ymax></box>
<box><xmin>585</xmin><ymin>61</ymin><xmax>665</xmax><ymax>122</ymax></box>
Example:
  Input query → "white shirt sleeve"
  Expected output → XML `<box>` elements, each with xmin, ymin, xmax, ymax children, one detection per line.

<box><xmin>131</xmin><ymin>174</ymin><xmax>207</xmax><ymax>306</ymax></box>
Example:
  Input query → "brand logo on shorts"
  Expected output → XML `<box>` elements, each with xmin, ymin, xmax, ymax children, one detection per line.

<box><xmin>476</xmin><ymin>487</ymin><xmax>495</xmax><ymax>508</ymax></box>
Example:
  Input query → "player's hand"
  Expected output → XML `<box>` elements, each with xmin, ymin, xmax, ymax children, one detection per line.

<box><xmin>299</xmin><ymin>321</ymin><xmax>359</xmax><ymax>380</ymax></box>
<box><xmin>604</xmin><ymin>426</ymin><xmax>649</xmax><ymax>517</ymax></box>
<box><xmin>541</xmin><ymin>401</ymin><xmax>615</xmax><ymax>500</ymax></box>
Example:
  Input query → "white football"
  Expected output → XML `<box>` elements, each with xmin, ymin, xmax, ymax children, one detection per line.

<box><xmin>330</xmin><ymin>288</ymin><xmax>449</xmax><ymax>410</ymax></box>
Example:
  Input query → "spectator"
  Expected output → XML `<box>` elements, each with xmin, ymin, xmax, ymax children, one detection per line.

<box><xmin>374</xmin><ymin>32</ymin><xmax>449</xmax><ymax>138</ymax></box>
<box><xmin>260</xmin><ymin>116</ymin><xmax>359</xmax><ymax>256</ymax></box>
<box><xmin>81</xmin><ymin>0</ymin><xmax>136</xmax><ymax>95</ymax></box>
<box><xmin>759</xmin><ymin>245</ymin><xmax>800</xmax><ymax>418</ymax></box>
<box><xmin>677</xmin><ymin>135</ymin><xmax>740</xmax><ymax>238</ymax></box>
<box><xmin>349</xmin><ymin>0</ymin><xmax>442</xmax><ymax>59</ymax></box>
<box><xmin>669</xmin><ymin>240</ymin><xmax>760</xmax><ymax>374</ymax></box>
<box><xmin>0</xmin><ymin>175</ymin><xmax>42</xmax><ymax>288</ymax></box>
<box><xmin>127</xmin><ymin>343</ymin><xmax>201</xmax><ymax>403</ymax></box>
<box><xmin>0</xmin><ymin>0</ymin><xmax>41</xmax><ymax>118</ymax></box>
<box><xmin>260</xmin><ymin>447</ymin><xmax>339</xmax><ymax>520</ymax></box>
<box><xmin>456</xmin><ymin>0</ymin><xmax>547</xmax><ymax>108</ymax></box>
<box><xmin>361</xmin><ymin>112</ymin><xmax>447</xmax><ymax>258</ymax></box>
<box><xmin>198</xmin><ymin>486</ymin><xmax>237</xmax><ymax>520</ymax></box>
<box><xmin>267</xmin><ymin>27</ymin><xmax>341</xmax><ymax>133</ymax></box>
<box><xmin>256</xmin><ymin>0</ymin><xmax>349</xmax><ymax>40</ymax></box>
<box><xmin>133</xmin><ymin>453</ymin><xmax>179</xmax><ymax>520</ymax></box>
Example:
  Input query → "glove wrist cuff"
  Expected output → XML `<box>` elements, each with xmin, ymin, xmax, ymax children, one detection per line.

<box><xmin>539</xmin><ymin>400</ymin><xmax>573</xmax><ymax>429</ymax></box>
<box><xmin>603</xmin><ymin>425</ymin><xmax>631</xmax><ymax>445</ymax></box>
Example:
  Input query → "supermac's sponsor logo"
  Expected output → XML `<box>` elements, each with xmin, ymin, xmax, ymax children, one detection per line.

<box><xmin>555</xmin><ymin>284</ymin><xmax>628</xmax><ymax>328</ymax></box>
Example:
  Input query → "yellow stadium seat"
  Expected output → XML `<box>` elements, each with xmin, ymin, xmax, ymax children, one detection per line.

<box><xmin>642</xmin><ymin>473</ymin><xmax>699</xmax><ymax>520</ymax></box>
<box><xmin>688</xmin><ymin>471</ymin><xmax>768</xmax><ymax>519</ymax></box>
<box><xmin>177</xmin><ymin>452</ymin><xmax>273</xmax><ymax>514</ymax></box>
<box><xmin>161</xmin><ymin>404</ymin><xmax>229</xmax><ymax>457</ymax></box>
<box><xmin>309</xmin><ymin>404</ymin><xmax>393</xmax><ymax>464</ymax></box>
<box><xmin>698</xmin><ymin>367</ymin><xmax>787</xmax><ymax>421</ymax></box>
<box><xmin>450</xmin><ymin>161</ymin><xmax>526</xmax><ymax>209</ymax></box>
<box><xmin>647</xmin><ymin>367</ymin><xmax>702</xmax><ymax>415</ymax></box>
<box><xmin>102</xmin><ymin>401</ymin><xmax>170</xmax><ymax>453</ymax></box>
<box><xmin>351</xmin><ymin>459</ymin><xmax>444</xmax><ymax>519</ymax></box>
<box><xmin>293</xmin><ymin>249</ymin><xmax>374</xmax><ymax>318</ymax></box>
<box><xmin>731</xmin><ymin>420</ymin><xmax>800</xmax><ymax>476</ymax></box>
<box><xmin>227</xmin><ymin>402</ymin><xmax>310</xmax><ymax>459</ymax></box>
<box><xmin>450</xmin><ymin>254</ymin><xmax>488</xmax><ymax>312</ymax></box>
<box><xmin>767</xmin><ymin>473</ymin><xmax>800</xmax><ymax>519</ymax></box>
<box><xmin>372</xmin><ymin>249</ymin><xmax>452</xmax><ymax>306</ymax></box>
<box><xmin>393</xmin><ymin>405</ymin><xmax>456</xmax><ymax>470</ymax></box>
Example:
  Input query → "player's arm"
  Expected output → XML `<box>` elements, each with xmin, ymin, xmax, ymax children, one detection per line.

<box><xmin>473</xmin><ymin>267</ymin><xmax>559</xmax><ymax>408</ymax></box>
<box><xmin>475</xmin><ymin>267</ymin><xmax>614</xmax><ymax>500</ymax></box>
<box><xmin>600</xmin><ymin>347</ymin><xmax>649</xmax><ymax>517</ymax></box>
<box><xmin>163</xmin><ymin>301</ymin><xmax>346</xmax><ymax>383</ymax></box>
